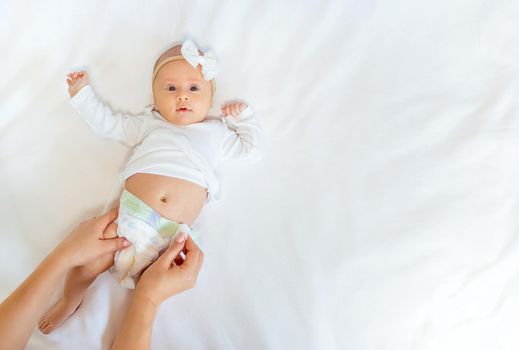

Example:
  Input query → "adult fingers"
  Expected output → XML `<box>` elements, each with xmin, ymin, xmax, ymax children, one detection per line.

<box><xmin>187</xmin><ymin>245</ymin><xmax>204</xmax><ymax>279</ymax></box>
<box><xmin>184</xmin><ymin>234</ymin><xmax>201</xmax><ymax>255</ymax></box>
<box><xmin>156</xmin><ymin>233</ymin><xmax>187</xmax><ymax>268</ymax></box>
<box><xmin>103</xmin><ymin>222</ymin><xmax>118</xmax><ymax>239</ymax></box>
<box><xmin>178</xmin><ymin>242</ymin><xmax>203</xmax><ymax>287</ymax></box>
<box><xmin>173</xmin><ymin>254</ymin><xmax>185</xmax><ymax>266</ymax></box>
<box><xmin>98</xmin><ymin>237</ymin><xmax>132</xmax><ymax>256</ymax></box>
<box><xmin>94</xmin><ymin>207</ymin><xmax>119</xmax><ymax>230</ymax></box>
<box><xmin>196</xmin><ymin>246</ymin><xmax>204</xmax><ymax>271</ymax></box>
<box><xmin>181</xmin><ymin>235</ymin><xmax>203</xmax><ymax>272</ymax></box>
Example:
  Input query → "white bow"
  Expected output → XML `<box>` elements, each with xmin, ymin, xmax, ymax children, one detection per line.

<box><xmin>181</xmin><ymin>39</ymin><xmax>219</xmax><ymax>80</ymax></box>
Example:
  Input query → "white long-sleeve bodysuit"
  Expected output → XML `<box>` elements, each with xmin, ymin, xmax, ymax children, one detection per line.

<box><xmin>69</xmin><ymin>85</ymin><xmax>262</xmax><ymax>202</ymax></box>
<box><xmin>69</xmin><ymin>85</ymin><xmax>262</xmax><ymax>288</ymax></box>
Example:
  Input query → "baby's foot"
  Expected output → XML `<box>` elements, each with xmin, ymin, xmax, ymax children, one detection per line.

<box><xmin>38</xmin><ymin>221</ymin><xmax>119</xmax><ymax>334</ymax></box>
<box><xmin>38</xmin><ymin>297</ymin><xmax>82</xmax><ymax>334</ymax></box>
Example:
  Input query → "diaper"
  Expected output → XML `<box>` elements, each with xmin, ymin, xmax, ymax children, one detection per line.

<box><xmin>110</xmin><ymin>189</ymin><xmax>192</xmax><ymax>289</ymax></box>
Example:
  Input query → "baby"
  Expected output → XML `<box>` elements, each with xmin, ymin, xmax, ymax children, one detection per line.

<box><xmin>38</xmin><ymin>39</ymin><xmax>262</xmax><ymax>334</ymax></box>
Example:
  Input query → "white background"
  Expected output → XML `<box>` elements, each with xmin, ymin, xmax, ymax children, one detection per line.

<box><xmin>1</xmin><ymin>0</ymin><xmax>519</xmax><ymax>349</ymax></box>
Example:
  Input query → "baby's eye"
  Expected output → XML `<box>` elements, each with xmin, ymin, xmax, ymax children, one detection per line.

<box><xmin>168</xmin><ymin>85</ymin><xmax>176</xmax><ymax>92</ymax></box>
<box><xmin>190</xmin><ymin>85</ymin><xmax>200</xmax><ymax>92</ymax></box>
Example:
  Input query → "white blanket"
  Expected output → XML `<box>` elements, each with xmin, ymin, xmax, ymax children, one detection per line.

<box><xmin>2</xmin><ymin>0</ymin><xmax>519</xmax><ymax>349</ymax></box>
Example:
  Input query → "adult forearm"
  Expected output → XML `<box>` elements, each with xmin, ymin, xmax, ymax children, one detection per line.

<box><xmin>0</xmin><ymin>252</ymin><xmax>69</xmax><ymax>350</ymax></box>
<box><xmin>111</xmin><ymin>293</ymin><xmax>157</xmax><ymax>350</ymax></box>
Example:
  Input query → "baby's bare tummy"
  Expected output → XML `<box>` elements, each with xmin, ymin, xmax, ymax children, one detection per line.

<box><xmin>124</xmin><ymin>173</ymin><xmax>207</xmax><ymax>226</ymax></box>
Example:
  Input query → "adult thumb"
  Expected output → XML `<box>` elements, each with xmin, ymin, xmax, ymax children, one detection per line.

<box><xmin>157</xmin><ymin>233</ymin><xmax>187</xmax><ymax>268</ymax></box>
<box><xmin>99</xmin><ymin>237</ymin><xmax>132</xmax><ymax>255</ymax></box>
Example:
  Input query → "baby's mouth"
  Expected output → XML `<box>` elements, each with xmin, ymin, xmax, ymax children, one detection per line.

<box><xmin>176</xmin><ymin>107</ymin><xmax>192</xmax><ymax>112</ymax></box>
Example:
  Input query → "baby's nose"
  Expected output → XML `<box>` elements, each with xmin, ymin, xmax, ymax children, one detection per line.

<box><xmin>177</xmin><ymin>94</ymin><xmax>189</xmax><ymax>101</ymax></box>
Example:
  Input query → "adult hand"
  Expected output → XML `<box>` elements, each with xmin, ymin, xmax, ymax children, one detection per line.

<box><xmin>134</xmin><ymin>233</ymin><xmax>204</xmax><ymax>306</ymax></box>
<box><xmin>0</xmin><ymin>208</ymin><xmax>131</xmax><ymax>350</ymax></box>
<box><xmin>52</xmin><ymin>207</ymin><xmax>132</xmax><ymax>268</ymax></box>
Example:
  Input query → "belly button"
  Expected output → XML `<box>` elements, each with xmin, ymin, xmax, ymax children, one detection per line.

<box><xmin>160</xmin><ymin>196</ymin><xmax>167</xmax><ymax>203</ymax></box>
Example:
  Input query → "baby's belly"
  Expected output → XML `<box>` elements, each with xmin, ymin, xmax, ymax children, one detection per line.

<box><xmin>124</xmin><ymin>173</ymin><xmax>207</xmax><ymax>226</ymax></box>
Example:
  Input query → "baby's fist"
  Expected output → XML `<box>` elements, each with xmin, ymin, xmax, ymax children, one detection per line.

<box><xmin>221</xmin><ymin>102</ymin><xmax>248</xmax><ymax>117</ymax></box>
<box><xmin>66</xmin><ymin>71</ymin><xmax>90</xmax><ymax>97</ymax></box>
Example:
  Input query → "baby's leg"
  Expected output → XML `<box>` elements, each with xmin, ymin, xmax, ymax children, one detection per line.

<box><xmin>39</xmin><ymin>222</ymin><xmax>118</xmax><ymax>334</ymax></box>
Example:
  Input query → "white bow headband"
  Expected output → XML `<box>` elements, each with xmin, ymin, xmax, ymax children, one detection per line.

<box><xmin>152</xmin><ymin>39</ymin><xmax>219</xmax><ymax>87</ymax></box>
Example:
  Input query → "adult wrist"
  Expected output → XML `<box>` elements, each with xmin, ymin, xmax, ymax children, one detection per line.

<box><xmin>133</xmin><ymin>289</ymin><xmax>159</xmax><ymax>311</ymax></box>
<box><xmin>42</xmin><ymin>248</ymin><xmax>73</xmax><ymax>276</ymax></box>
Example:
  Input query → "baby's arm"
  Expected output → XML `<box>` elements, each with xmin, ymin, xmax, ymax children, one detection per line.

<box><xmin>67</xmin><ymin>71</ymin><xmax>146</xmax><ymax>147</ymax></box>
<box><xmin>220</xmin><ymin>102</ymin><xmax>262</xmax><ymax>159</ymax></box>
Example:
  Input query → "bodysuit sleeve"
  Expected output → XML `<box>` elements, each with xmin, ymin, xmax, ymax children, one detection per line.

<box><xmin>68</xmin><ymin>85</ymin><xmax>147</xmax><ymax>147</ymax></box>
<box><xmin>220</xmin><ymin>106</ymin><xmax>263</xmax><ymax>160</ymax></box>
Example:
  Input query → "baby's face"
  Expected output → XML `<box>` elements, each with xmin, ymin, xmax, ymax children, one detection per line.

<box><xmin>152</xmin><ymin>60</ymin><xmax>213</xmax><ymax>126</ymax></box>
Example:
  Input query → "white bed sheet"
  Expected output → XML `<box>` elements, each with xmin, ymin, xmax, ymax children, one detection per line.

<box><xmin>2</xmin><ymin>0</ymin><xmax>519</xmax><ymax>349</ymax></box>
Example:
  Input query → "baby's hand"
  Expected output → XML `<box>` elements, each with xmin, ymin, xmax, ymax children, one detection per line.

<box><xmin>221</xmin><ymin>102</ymin><xmax>248</xmax><ymax>117</ymax></box>
<box><xmin>66</xmin><ymin>71</ymin><xmax>90</xmax><ymax>97</ymax></box>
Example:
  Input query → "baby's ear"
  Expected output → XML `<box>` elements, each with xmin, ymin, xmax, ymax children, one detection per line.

<box><xmin>151</xmin><ymin>98</ymin><xmax>157</xmax><ymax>111</ymax></box>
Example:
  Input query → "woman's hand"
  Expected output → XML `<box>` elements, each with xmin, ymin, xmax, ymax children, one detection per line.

<box><xmin>134</xmin><ymin>233</ymin><xmax>204</xmax><ymax>307</ymax></box>
<box><xmin>0</xmin><ymin>208</ymin><xmax>131</xmax><ymax>350</ymax></box>
<box><xmin>66</xmin><ymin>70</ymin><xmax>90</xmax><ymax>97</ymax></box>
<box><xmin>111</xmin><ymin>233</ymin><xmax>203</xmax><ymax>350</ymax></box>
<box><xmin>52</xmin><ymin>207</ymin><xmax>132</xmax><ymax>268</ymax></box>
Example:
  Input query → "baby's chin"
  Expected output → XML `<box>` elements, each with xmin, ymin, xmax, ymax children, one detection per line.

<box><xmin>163</xmin><ymin>111</ymin><xmax>206</xmax><ymax>126</ymax></box>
